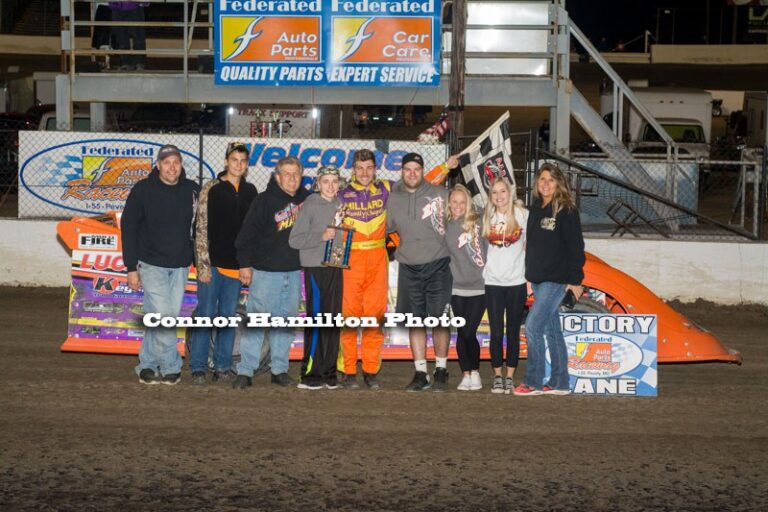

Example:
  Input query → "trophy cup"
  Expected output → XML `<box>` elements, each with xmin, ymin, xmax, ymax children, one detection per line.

<box><xmin>322</xmin><ymin>204</ymin><xmax>355</xmax><ymax>269</ymax></box>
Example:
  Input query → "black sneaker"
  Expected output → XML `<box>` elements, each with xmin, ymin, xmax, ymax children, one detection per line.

<box><xmin>363</xmin><ymin>372</ymin><xmax>381</xmax><ymax>390</ymax></box>
<box><xmin>339</xmin><ymin>373</ymin><xmax>360</xmax><ymax>390</ymax></box>
<box><xmin>232</xmin><ymin>374</ymin><xmax>252</xmax><ymax>389</ymax></box>
<box><xmin>190</xmin><ymin>371</ymin><xmax>206</xmax><ymax>386</ymax></box>
<box><xmin>433</xmin><ymin>367</ymin><xmax>448</xmax><ymax>392</ymax></box>
<box><xmin>324</xmin><ymin>375</ymin><xmax>339</xmax><ymax>390</ymax></box>
<box><xmin>212</xmin><ymin>370</ymin><xmax>235</xmax><ymax>383</ymax></box>
<box><xmin>161</xmin><ymin>373</ymin><xmax>181</xmax><ymax>386</ymax></box>
<box><xmin>139</xmin><ymin>368</ymin><xmax>160</xmax><ymax>385</ymax></box>
<box><xmin>297</xmin><ymin>378</ymin><xmax>324</xmax><ymax>390</ymax></box>
<box><xmin>405</xmin><ymin>371</ymin><xmax>431</xmax><ymax>392</ymax></box>
<box><xmin>271</xmin><ymin>373</ymin><xmax>295</xmax><ymax>387</ymax></box>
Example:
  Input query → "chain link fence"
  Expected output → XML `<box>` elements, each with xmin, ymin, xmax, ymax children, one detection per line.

<box><xmin>7</xmin><ymin>117</ymin><xmax>766</xmax><ymax>242</ymax></box>
<box><xmin>0</xmin><ymin>129</ymin><xmax>20</xmax><ymax>217</ymax></box>
<box><xmin>10</xmin><ymin>122</ymin><xmax>448</xmax><ymax>219</ymax></box>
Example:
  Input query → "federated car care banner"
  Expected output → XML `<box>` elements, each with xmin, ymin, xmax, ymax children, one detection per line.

<box><xmin>214</xmin><ymin>0</ymin><xmax>442</xmax><ymax>86</ymax></box>
<box><xmin>546</xmin><ymin>314</ymin><xmax>658</xmax><ymax>397</ymax></box>
<box><xmin>18</xmin><ymin>131</ymin><xmax>446</xmax><ymax>218</ymax></box>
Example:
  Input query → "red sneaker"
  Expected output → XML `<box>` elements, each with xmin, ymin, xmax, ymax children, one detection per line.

<box><xmin>512</xmin><ymin>384</ymin><xmax>543</xmax><ymax>396</ymax></box>
<box><xmin>542</xmin><ymin>385</ymin><xmax>571</xmax><ymax>395</ymax></box>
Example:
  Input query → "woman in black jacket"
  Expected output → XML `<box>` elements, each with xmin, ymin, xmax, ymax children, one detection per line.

<box><xmin>513</xmin><ymin>163</ymin><xmax>585</xmax><ymax>396</ymax></box>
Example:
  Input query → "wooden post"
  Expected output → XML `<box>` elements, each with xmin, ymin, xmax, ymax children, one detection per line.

<box><xmin>449</xmin><ymin>0</ymin><xmax>466</xmax><ymax>155</ymax></box>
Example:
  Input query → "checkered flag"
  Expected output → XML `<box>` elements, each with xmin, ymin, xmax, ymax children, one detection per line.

<box><xmin>458</xmin><ymin>111</ymin><xmax>514</xmax><ymax>208</ymax></box>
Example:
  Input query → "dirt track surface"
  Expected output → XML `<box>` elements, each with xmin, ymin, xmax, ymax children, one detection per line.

<box><xmin>1</xmin><ymin>287</ymin><xmax>767</xmax><ymax>511</ymax></box>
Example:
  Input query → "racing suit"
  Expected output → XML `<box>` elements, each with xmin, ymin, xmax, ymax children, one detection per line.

<box><xmin>337</xmin><ymin>178</ymin><xmax>391</xmax><ymax>376</ymax></box>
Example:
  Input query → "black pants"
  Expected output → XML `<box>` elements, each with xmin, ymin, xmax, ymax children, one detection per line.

<box><xmin>92</xmin><ymin>5</ymin><xmax>112</xmax><ymax>49</ymax></box>
<box><xmin>486</xmin><ymin>284</ymin><xmax>527</xmax><ymax>369</ymax></box>
<box><xmin>451</xmin><ymin>294</ymin><xmax>486</xmax><ymax>372</ymax></box>
<box><xmin>112</xmin><ymin>7</ymin><xmax>146</xmax><ymax>66</ymax></box>
<box><xmin>301</xmin><ymin>267</ymin><xmax>342</xmax><ymax>385</ymax></box>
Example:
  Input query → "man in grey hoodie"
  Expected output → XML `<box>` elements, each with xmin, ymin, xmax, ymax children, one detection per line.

<box><xmin>386</xmin><ymin>152</ymin><xmax>452</xmax><ymax>392</ymax></box>
<box><xmin>288</xmin><ymin>166</ymin><xmax>344</xmax><ymax>390</ymax></box>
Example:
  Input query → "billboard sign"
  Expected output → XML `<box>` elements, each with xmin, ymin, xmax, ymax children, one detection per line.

<box><xmin>215</xmin><ymin>0</ymin><xmax>441</xmax><ymax>86</ymax></box>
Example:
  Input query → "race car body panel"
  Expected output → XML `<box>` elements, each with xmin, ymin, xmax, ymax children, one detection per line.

<box><xmin>57</xmin><ymin>212</ymin><xmax>741</xmax><ymax>364</ymax></box>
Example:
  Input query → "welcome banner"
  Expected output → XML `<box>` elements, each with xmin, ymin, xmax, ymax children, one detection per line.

<box><xmin>214</xmin><ymin>0</ymin><xmax>442</xmax><ymax>86</ymax></box>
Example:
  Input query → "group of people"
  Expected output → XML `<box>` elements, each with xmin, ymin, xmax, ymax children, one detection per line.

<box><xmin>121</xmin><ymin>142</ymin><xmax>585</xmax><ymax>395</ymax></box>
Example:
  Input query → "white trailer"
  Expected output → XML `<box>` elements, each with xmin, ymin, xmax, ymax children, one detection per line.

<box><xmin>601</xmin><ymin>87</ymin><xmax>713</xmax><ymax>157</ymax></box>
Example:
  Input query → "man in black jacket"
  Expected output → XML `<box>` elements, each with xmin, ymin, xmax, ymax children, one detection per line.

<box><xmin>189</xmin><ymin>142</ymin><xmax>258</xmax><ymax>385</ymax></box>
<box><xmin>232</xmin><ymin>156</ymin><xmax>309</xmax><ymax>389</ymax></box>
<box><xmin>121</xmin><ymin>144</ymin><xmax>200</xmax><ymax>385</ymax></box>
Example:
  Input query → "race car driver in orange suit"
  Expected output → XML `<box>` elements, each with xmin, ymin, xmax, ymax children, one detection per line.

<box><xmin>337</xmin><ymin>149</ymin><xmax>390</xmax><ymax>389</ymax></box>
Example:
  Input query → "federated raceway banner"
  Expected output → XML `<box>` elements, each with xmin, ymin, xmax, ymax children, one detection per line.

<box><xmin>18</xmin><ymin>130</ymin><xmax>447</xmax><ymax>218</ymax></box>
<box><xmin>546</xmin><ymin>314</ymin><xmax>658</xmax><ymax>397</ymax></box>
<box><xmin>214</xmin><ymin>0</ymin><xmax>442</xmax><ymax>86</ymax></box>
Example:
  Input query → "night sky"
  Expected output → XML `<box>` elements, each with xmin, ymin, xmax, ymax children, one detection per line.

<box><xmin>566</xmin><ymin>0</ymin><xmax>754</xmax><ymax>48</ymax></box>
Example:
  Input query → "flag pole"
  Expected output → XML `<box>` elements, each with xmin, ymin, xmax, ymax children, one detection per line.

<box><xmin>449</xmin><ymin>0</ymin><xmax>467</xmax><ymax>157</ymax></box>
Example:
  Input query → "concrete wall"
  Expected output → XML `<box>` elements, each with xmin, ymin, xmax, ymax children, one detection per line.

<box><xmin>652</xmin><ymin>44</ymin><xmax>768</xmax><ymax>65</ymax></box>
<box><xmin>1</xmin><ymin>219</ymin><xmax>767</xmax><ymax>305</ymax></box>
<box><xmin>0</xmin><ymin>220</ymin><xmax>71</xmax><ymax>287</ymax></box>
<box><xmin>585</xmin><ymin>239</ymin><xmax>768</xmax><ymax>306</ymax></box>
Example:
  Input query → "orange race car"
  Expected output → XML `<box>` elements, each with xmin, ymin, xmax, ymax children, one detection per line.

<box><xmin>57</xmin><ymin>211</ymin><xmax>741</xmax><ymax>365</ymax></box>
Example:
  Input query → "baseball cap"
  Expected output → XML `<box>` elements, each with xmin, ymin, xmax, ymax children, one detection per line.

<box><xmin>316</xmin><ymin>165</ymin><xmax>340</xmax><ymax>179</ymax></box>
<box><xmin>156</xmin><ymin>144</ymin><xmax>182</xmax><ymax>162</ymax></box>
<box><xmin>401</xmin><ymin>152</ymin><xmax>424</xmax><ymax>168</ymax></box>
<box><xmin>226</xmin><ymin>141</ymin><xmax>250</xmax><ymax>158</ymax></box>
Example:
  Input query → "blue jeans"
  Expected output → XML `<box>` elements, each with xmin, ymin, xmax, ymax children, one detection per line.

<box><xmin>237</xmin><ymin>269</ymin><xmax>301</xmax><ymax>377</ymax></box>
<box><xmin>135</xmin><ymin>261</ymin><xmax>188</xmax><ymax>376</ymax></box>
<box><xmin>189</xmin><ymin>268</ymin><xmax>242</xmax><ymax>373</ymax></box>
<box><xmin>524</xmin><ymin>282</ymin><xmax>569</xmax><ymax>390</ymax></box>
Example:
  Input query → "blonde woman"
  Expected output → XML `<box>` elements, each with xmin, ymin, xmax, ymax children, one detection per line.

<box><xmin>445</xmin><ymin>185</ymin><xmax>487</xmax><ymax>391</ymax></box>
<box><xmin>513</xmin><ymin>163</ymin><xmax>585</xmax><ymax>396</ymax></box>
<box><xmin>482</xmin><ymin>178</ymin><xmax>529</xmax><ymax>394</ymax></box>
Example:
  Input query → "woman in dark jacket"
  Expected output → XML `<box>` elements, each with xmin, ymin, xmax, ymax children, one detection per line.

<box><xmin>513</xmin><ymin>163</ymin><xmax>585</xmax><ymax>396</ymax></box>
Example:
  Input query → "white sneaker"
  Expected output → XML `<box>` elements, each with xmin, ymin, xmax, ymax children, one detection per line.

<box><xmin>457</xmin><ymin>374</ymin><xmax>472</xmax><ymax>391</ymax></box>
<box><xmin>469</xmin><ymin>370</ymin><xmax>482</xmax><ymax>390</ymax></box>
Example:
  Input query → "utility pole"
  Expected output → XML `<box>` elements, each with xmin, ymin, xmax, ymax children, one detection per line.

<box><xmin>449</xmin><ymin>0</ymin><xmax>466</xmax><ymax>155</ymax></box>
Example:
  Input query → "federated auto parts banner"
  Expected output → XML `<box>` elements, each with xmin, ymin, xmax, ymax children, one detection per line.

<box><xmin>546</xmin><ymin>314</ymin><xmax>658</xmax><ymax>397</ymax></box>
<box><xmin>18</xmin><ymin>131</ymin><xmax>446</xmax><ymax>218</ymax></box>
<box><xmin>214</xmin><ymin>0</ymin><xmax>442</xmax><ymax>86</ymax></box>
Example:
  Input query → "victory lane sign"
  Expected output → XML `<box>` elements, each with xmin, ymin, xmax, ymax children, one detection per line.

<box><xmin>215</xmin><ymin>0</ymin><xmax>442</xmax><ymax>86</ymax></box>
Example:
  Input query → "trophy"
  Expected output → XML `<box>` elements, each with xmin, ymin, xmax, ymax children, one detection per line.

<box><xmin>322</xmin><ymin>204</ymin><xmax>355</xmax><ymax>269</ymax></box>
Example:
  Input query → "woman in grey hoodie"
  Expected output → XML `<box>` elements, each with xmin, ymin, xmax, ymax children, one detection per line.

<box><xmin>445</xmin><ymin>185</ymin><xmax>488</xmax><ymax>391</ymax></box>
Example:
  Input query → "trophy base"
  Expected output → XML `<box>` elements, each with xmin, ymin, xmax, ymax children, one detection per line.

<box><xmin>322</xmin><ymin>261</ymin><xmax>350</xmax><ymax>269</ymax></box>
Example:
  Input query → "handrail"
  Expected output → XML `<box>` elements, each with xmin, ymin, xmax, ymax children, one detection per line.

<box><xmin>569</xmin><ymin>21</ymin><xmax>676</xmax><ymax>150</ymax></box>
<box><xmin>65</xmin><ymin>0</ymin><xmax>215</xmax><ymax>70</ymax></box>
<box><xmin>72</xmin><ymin>21</ymin><xmax>212</xmax><ymax>28</ymax></box>
<box><xmin>539</xmin><ymin>148</ymin><xmax>757</xmax><ymax>240</ymax></box>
